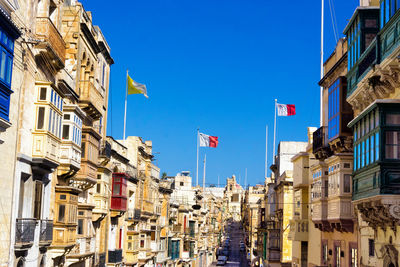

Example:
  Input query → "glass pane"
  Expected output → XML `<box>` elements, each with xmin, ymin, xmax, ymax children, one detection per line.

<box><xmin>58</xmin><ymin>204</ymin><xmax>65</xmax><ymax>222</ymax></box>
<box><xmin>39</xmin><ymin>87</ymin><xmax>47</xmax><ymax>100</ymax></box>
<box><xmin>371</xmin><ymin>135</ymin><xmax>375</xmax><ymax>163</ymax></box>
<box><xmin>375</xmin><ymin>110</ymin><xmax>380</xmax><ymax>127</ymax></box>
<box><xmin>37</xmin><ymin>107</ymin><xmax>45</xmax><ymax>129</ymax></box>
<box><xmin>113</xmin><ymin>183</ymin><xmax>120</xmax><ymax>195</ymax></box>
<box><xmin>387</xmin><ymin>114</ymin><xmax>400</xmax><ymax>125</ymax></box>
<box><xmin>376</xmin><ymin>132</ymin><xmax>380</xmax><ymax>160</ymax></box>
<box><xmin>62</xmin><ymin>125</ymin><xmax>70</xmax><ymax>140</ymax></box>
<box><xmin>6</xmin><ymin>55</ymin><xmax>11</xmax><ymax>84</ymax></box>
<box><xmin>0</xmin><ymin>50</ymin><xmax>6</xmax><ymax>80</ymax></box>
<box><xmin>386</xmin><ymin>131</ymin><xmax>400</xmax><ymax>159</ymax></box>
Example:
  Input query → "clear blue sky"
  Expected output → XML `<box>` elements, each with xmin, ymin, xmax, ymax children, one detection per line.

<box><xmin>82</xmin><ymin>0</ymin><xmax>358</xmax><ymax>186</ymax></box>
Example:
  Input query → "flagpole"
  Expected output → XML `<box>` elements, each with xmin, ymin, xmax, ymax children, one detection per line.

<box><xmin>320</xmin><ymin>0</ymin><xmax>324</xmax><ymax>127</ymax></box>
<box><xmin>273</xmin><ymin>99</ymin><xmax>277</xmax><ymax>163</ymax></box>
<box><xmin>265</xmin><ymin>125</ymin><xmax>268</xmax><ymax>179</ymax></box>
<box><xmin>123</xmin><ymin>69</ymin><xmax>128</xmax><ymax>140</ymax></box>
<box><xmin>196</xmin><ymin>128</ymin><xmax>199</xmax><ymax>187</ymax></box>
<box><xmin>203</xmin><ymin>154</ymin><xmax>206</xmax><ymax>189</ymax></box>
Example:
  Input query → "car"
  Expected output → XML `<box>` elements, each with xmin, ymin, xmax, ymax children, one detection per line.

<box><xmin>217</xmin><ymin>256</ymin><xmax>227</xmax><ymax>266</ymax></box>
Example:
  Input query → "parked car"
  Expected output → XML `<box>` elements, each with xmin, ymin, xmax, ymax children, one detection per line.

<box><xmin>217</xmin><ymin>256</ymin><xmax>228</xmax><ymax>266</ymax></box>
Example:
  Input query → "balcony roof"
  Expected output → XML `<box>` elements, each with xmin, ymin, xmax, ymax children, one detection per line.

<box><xmin>343</xmin><ymin>6</ymin><xmax>379</xmax><ymax>34</ymax></box>
<box><xmin>348</xmin><ymin>99</ymin><xmax>400</xmax><ymax>127</ymax></box>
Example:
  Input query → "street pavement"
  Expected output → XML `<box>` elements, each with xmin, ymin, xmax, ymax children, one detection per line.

<box><xmin>210</xmin><ymin>221</ymin><xmax>249</xmax><ymax>267</ymax></box>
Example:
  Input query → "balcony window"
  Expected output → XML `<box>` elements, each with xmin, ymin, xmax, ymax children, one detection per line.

<box><xmin>335</xmin><ymin>245</ymin><xmax>341</xmax><ymax>267</ymax></box>
<box><xmin>344</xmin><ymin>174</ymin><xmax>351</xmax><ymax>193</ymax></box>
<box><xmin>77</xmin><ymin>219</ymin><xmax>83</xmax><ymax>235</ymax></box>
<box><xmin>385</xmin><ymin>131</ymin><xmax>400</xmax><ymax>159</ymax></box>
<box><xmin>0</xmin><ymin>25</ymin><xmax>15</xmax><ymax>122</ymax></box>
<box><xmin>369</xmin><ymin>239</ymin><xmax>375</xmax><ymax>256</ymax></box>
<box><xmin>58</xmin><ymin>204</ymin><xmax>65</xmax><ymax>222</ymax></box>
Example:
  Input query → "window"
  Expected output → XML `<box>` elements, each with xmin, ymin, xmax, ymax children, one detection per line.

<box><xmin>140</xmin><ymin>239</ymin><xmax>145</xmax><ymax>248</ymax></box>
<box><xmin>33</xmin><ymin>181</ymin><xmax>43</xmax><ymax>219</ymax></box>
<box><xmin>96</xmin><ymin>183</ymin><xmax>101</xmax><ymax>194</ymax></box>
<box><xmin>37</xmin><ymin>107</ymin><xmax>45</xmax><ymax>130</ymax></box>
<box><xmin>62</xmin><ymin>125</ymin><xmax>69</xmax><ymax>140</ymax></box>
<box><xmin>180</xmin><ymin>182</ymin><xmax>184</xmax><ymax>186</ymax></box>
<box><xmin>376</xmin><ymin>132</ymin><xmax>380</xmax><ymax>160</ymax></box>
<box><xmin>385</xmin><ymin>131</ymin><xmax>400</xmax><ymax>159</ymax></box>
<box><xmin>0</xmin><ymin>25</ymin><xmax>15</xmax><ymax>122</ymax></box>
<box><xmin>322</xmin><ymin>242</ymin><xmax>328</xmax><ymax>263</ymax></box>
<box><xmin>387</xmin><ymin>114</ymin><xmax>400</xmax><ymax>125</ymax></box>
<box><xmin>344</xmin><ymin>175</ymin><xmax>351</xmax><ymax>193</ymax></box>
<box><xmin>369</xmin><ymin>239</ymin><xmax>375</xmax><ymax>256</ymax></box>
<box><xmin>371</xmin><ymin>135</ymin><xmax>375</xmax><ymax>163</ymax></box>
<box><xmin>81</xmin><ymin>142</ymin><xmax>86</xmax><ymax>158</ymax></box>
<box><xmin>328</xmin><ymin>79</ymin><xmax>340</xmax><ymax>140</ymax></box>
<box><xmin>39</xmin><ymin>87</ymin><xmax>47</xmax><ymax>100</ymax></box>
<box><xmin>335</xmin><ymin>245</ymin><xmax>341</xmax><ymax>267</ymax></box>
<box><xmin>77</xmin><ymin>219</ymin><xmax>83</xmax><ymax>235</ymax></box>
<box><xmin>58</xmin><ymin>204</ymin><xmax>65</xmax><ymax>222</ymax></box>
<box><xmin>350</xmin><ymin>247</ymin><xmax>358</xmax><ymax>267</ymax></box>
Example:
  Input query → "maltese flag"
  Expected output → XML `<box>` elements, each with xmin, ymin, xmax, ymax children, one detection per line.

<box><xmin>277</xmin><ymin>103</ymin><xmax>296</xmax><ymax>116</ymax></box>
<box><xmin>199</xmin><ymin>133</ymin><xmax>218</xmax><ymax>148</ymax></box>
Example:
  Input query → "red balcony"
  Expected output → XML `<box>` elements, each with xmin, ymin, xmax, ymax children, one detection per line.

<box><xmin>111</xmin><ymin>173</ymin><xmax>128</xmax><ymax>211</ymax></box>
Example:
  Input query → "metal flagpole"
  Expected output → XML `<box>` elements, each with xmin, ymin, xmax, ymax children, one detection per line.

<box><xmin>320</xmin><ymin>0</ymin><xmax>324</xmax><ymax>127</ymax></box>
<box><xmin>123</xmin><ymin>69</ymin><xmax>128</xmax><ymax>140</ymax></box>
<box><xmin>196</xmin><ymin>128</ymin><xmax>199</xmax><ymax>186</ymax></box>
<box><xmin>244</xmin><ymin>168</ymin><xmax>247</xmax><ymax>189</ymax></box>
<box><xmin>218</xmin><ymin>175</ymin><xmax>220</xmax><ymax>187</ymax></box>
<box><xmin>273</xmin><ymin>99</ymin><xmax>277</xmax><ymax>162</ymax></box>
<box><xmin>265</xmin><ymin>125</ymin><xmax>268</xmax><ymax>179</ymax></box>
<box><xmin>203</xmin><ymin>154</ymin><xmax>206</xmax><ymax>189</ymax></box>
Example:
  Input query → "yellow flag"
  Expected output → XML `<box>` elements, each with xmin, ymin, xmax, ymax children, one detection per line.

<box><xmin>127</xmin><ymin>74</ymin><xmax>148</xmax><ymax>98</ymax></box>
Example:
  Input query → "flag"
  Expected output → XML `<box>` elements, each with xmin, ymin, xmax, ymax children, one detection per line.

<box><xmin>199</xmin><ymin>133</ymin><xmax>218</xmax><ymax>148</ymax></box>
<box><xmin>277</xmin><ymin>103</ymin><xmax>296</xmax><ymax>116</ymax></box>
<box><xmin>127</xmin><ymin>74</ymin><xmax>148</xmax><ymax>98</ymax></box>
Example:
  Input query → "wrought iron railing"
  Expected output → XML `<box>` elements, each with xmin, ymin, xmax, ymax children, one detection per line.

<box><xmin>108</xmin><ymin>249</ymin><xmax>123</xmax><ymax>263</ymax></box>
<box><xmin>39</xmin><ymin>219</ymin><xmax>53</xmax><ymax>244</ymax></box>
<box><xmin>15</xmin><ymin>218</ymin><xmax>36</xmax><ymax>245</ymax></box>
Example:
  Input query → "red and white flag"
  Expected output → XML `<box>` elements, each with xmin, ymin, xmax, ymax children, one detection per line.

<box><xmin>277</xmin><ymin>103</ymin><xmax>296</xmax><ymax>116</ymax></box>
<box><xmin>199</xmin><ymin>133</ymin><xmax>218</xmax><ymax>148</ymax></box>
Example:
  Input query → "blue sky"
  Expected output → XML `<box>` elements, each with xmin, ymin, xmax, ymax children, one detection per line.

<box><xmin>82</xmin><ymin>0</ymin><xmax>358</xmax><ymax>186</ymax></box>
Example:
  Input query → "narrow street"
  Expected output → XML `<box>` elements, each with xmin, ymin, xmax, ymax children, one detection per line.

<box><xmin>210</xmin><ymin>221</ymin><xmax>249</xmax><ymax>267</ymax></box>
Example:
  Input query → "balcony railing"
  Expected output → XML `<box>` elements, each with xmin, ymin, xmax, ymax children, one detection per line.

<box><xmin>35</xmin><ymin>17</ymin><xmax>66</xmax><ymax>68</ymax></box>
<box><xmin>108</xmin><ymin>249</ymin><xmax>123</xmax><ymax>263</ymax></box>
<box><xmin>15</xmin><ymin>218</ymin><xmax>36</xmax><ymax>247</ymax></box>
<box><xmin>100</xmin><ymin>141</ymin><xmax>111</xmax><ymax>159</ymax></box>
<box><xmin>39</xmin><ymin>219</ymin><xmax>53</xmax><ymax>245</ymax></box>
<box><xmin>98</xmin><ymin>252</ymin><xmax>106</xmax><ymax>267</ymax></box>
<box><xmin>79</xmin><ymin>81</ymin><xmax>103</xmax><ymax>119</ymax></box>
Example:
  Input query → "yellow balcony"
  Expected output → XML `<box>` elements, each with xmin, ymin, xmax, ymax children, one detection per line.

<box><xmin>79</xmin><ymin>81</ymin><xmax>104</xmax><ymax>120</ymax></box>
<box><xmin>72</xmin><ymin>161</ymin><xmax>97</xmax><ymax>191</ymax></box>
<box><xmin>288</xmin><ymin>219</ymin><xmax>309</xmax><ymax>242</ymax></box>
<box><xmin>32</xmin><ymin>132</ymin><xmax>61</xmax><ymax>167</ymax></box>
<box><xmin>53</xmin><ymin>225</ymin><xmax>76</xmax><ymax>247</ymax></box>
<box><xmin>35</xmin><ymin>17</ymin><xmax>66</xmax><ymax>70</ymax></box>
<box><xmin>327</xmin><ymin>198</ymin><xmax>354</xmax><ymax>232</ymax></box>
<box><xmin>142</xmin><ymin>200</ymin><xmax>154</xmax><ymax>216</ymax></box>
<box><xmin>125</xmin><ymin>251</ymin><xmax>139</xmax><ymax>264</ymax></box>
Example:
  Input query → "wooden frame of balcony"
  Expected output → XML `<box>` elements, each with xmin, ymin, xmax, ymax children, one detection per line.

<box><xmin>35</xmin><ymin>17</ymin><xmax>66</xmax><ymax>71</ymax></box>
<box><xmin>78</xmin><ymin>80</ymin><xmax>104</xmax><ymax>120</ymax></box>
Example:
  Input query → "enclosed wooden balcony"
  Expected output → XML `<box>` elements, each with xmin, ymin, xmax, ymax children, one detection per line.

<box><xmin>32</xmin><ymin>132</ymin><xmax>61</xmax><ymax>170</ymax></box>
<box><xmin>142</xmin><ymin>199</ymin><xmax>154</xmax><ymax>216</ymax></box>
<box><xmin>73</xmin><ymin>161</ymin><xmax>97</xmax><ymax>190</ymax></box>
<box><xmin>35</xmin><ymin>17</ymin><xmax>66</xmax><ymax>70</ymax></box>
<box><xmin>59</xmin><ymin>142</ymin><xmax>81</xmax><ymax>171</ymax></box>
<box><xmin>327</xmin><ymin>198</ymin><xmax>354</xmax><ymax>232</ymax></box>
<box><xmin>288</xmin><ymin>219</ymin><xmax>308</xmax><ymax>242</ymax></box>
<box><xmin>79</xmin><ymin>81</ymin><xmax>104</xmax><ymax>120</ymax></box>
<box><xmin>313</xmin><ymin>127</ymin><xmax>332</xmax><ymax>160</ymax></box>
<box><xmin>111</xmin><ymin>173</ymin><xmax>128</xmax><ymax>211</ymax></box>
<box><xmin>68</xmin><ymin>237</ymin><xmax>95</xmax><ymax>258</ymax></box>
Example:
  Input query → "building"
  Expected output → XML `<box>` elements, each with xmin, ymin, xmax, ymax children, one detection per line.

<box><xmin>242</xmin><ymin>184</ymin><xmax>265</xmax><ymax>264</ymax></box>
<box><xmin>343</xmin><ymin>0</ymin><xmax>400</xmax><ymax>265</ymax></box>
<box><xmin>269</xmin><ymin>141</ymin><xmax>307</xmax><ymax>267</ymax></box>
<box><xmin>224</xmin><ymin>175</ymin><xmax>243</xmax><ymax>222</ymax></box>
